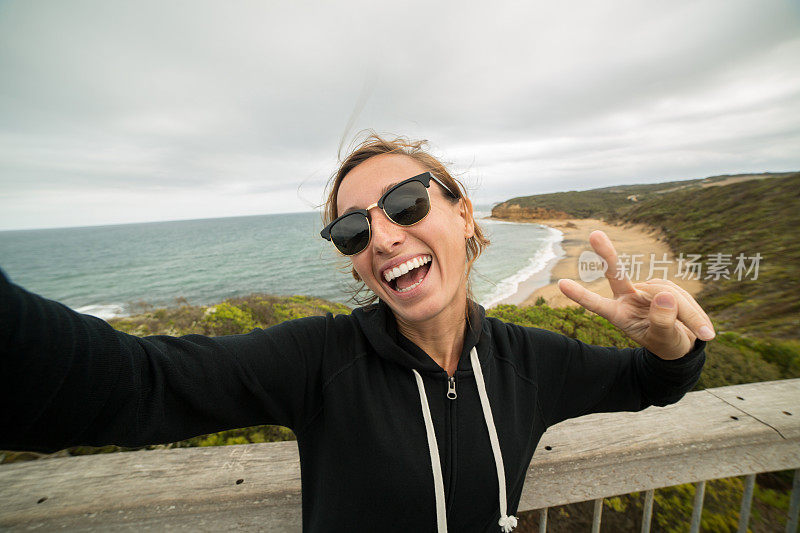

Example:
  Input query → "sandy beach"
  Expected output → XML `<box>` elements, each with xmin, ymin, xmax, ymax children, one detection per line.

<box><xmin>494</xmin><ymin>218</ymin><xmax>703</xmax><ymax>308</ymax></box>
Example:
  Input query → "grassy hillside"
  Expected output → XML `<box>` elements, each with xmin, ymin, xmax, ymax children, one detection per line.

<box><xmin>491</xmin><ymin>171</ymin><xmax>796</xmax><ymax>220</ymax></box>
<box><xmin>608</xmin><ymin>173</ymin><xmax>800</xmax><ymax>339</ymax></box>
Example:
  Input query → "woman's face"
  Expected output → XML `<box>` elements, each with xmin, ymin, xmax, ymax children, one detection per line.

<box><xmin>336</xmin><ymin>154</ymin><xmax>475</xmax><ymax>325</ymax></box>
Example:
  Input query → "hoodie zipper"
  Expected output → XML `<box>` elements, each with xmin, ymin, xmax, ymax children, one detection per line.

<box><xmin>444</xmin><ymin>375</ymin><xmax>457</xmax><ymax>513</ymax></box>
<box><xmin>447</xmin><ymin>376</ymin><xmax>457</xmax><ymax>399</ymax></box>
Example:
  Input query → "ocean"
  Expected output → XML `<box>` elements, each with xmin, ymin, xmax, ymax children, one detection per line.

<box><xmin>0</xmin><ymin>209</ymin><xmax>562</xmax><ymax>319</ymax></box>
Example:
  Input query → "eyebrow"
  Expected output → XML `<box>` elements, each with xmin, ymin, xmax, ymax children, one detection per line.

<box><xmin>340</xmin><ymin>181</ymin><xmax>401</xmax><ymax>215</ymax></box>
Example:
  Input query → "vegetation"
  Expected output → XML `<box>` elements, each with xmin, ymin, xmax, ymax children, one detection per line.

<box><xmin>514</xmin><ymin>472</ymin><xmax>797</xmax><ymax>532</ymax></box>
<box><xmin>486</xmin><ymin>304</ymin><xmax>800</xmax><ymax>390</ymax></box>
<box><xmin>491</xmin><ymin>172</ymin><xmax>796</xmax><ymax>221</ymax></box>
<box><xmin>108</xmin><ymin>293</ymin><xmax>351</xmax><ymax>337</ymax></box>
<box><xmin>609</xmin><ymin>173</ymin><xmax>800</xmax><ymax>339</ymax></box>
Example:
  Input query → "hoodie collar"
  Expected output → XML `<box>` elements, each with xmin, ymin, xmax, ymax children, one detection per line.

<box><xmin>351</xmin><ymin>298</ymin><xmax>489</xmax><ymax>375</ymax></box>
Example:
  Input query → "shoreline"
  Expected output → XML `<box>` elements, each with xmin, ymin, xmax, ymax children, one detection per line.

<box><xmin>489</xmin><ymin>217</ymin><xmax>703</xmax><ymax>308</ymax></box>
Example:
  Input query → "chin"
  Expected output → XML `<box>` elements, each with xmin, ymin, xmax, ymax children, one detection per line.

<box><xmin>390</xmin><ymin>299</ymin><xmax>443</xmax><ymax>323</ymax></box>
<box><xmin>382</xmin><ymin>289</ymin><xmax>463</xmax><ymax>326</ymax></box>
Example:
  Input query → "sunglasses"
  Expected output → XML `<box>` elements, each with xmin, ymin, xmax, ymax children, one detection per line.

<box><xmin>321</xmin><ymin>171</ymin><xmax>459</xmax><ymax>256</ymax></box>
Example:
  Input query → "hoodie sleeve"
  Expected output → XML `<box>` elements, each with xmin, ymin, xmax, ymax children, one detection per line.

<box><xmin>0</xmin><ymin>268</ymin><xmax>326</xmax><ymax>454</ymax></box>
<box><xmin>530</xmin><ymin>327</ymin><xmax>706</xmax><ymax>429</ymax></box>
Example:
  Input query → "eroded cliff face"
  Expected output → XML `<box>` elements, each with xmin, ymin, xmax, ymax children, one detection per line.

<box><xmin>490</xmin><ymin>202</ymin><xmax>572</xmax><ymax>221</ymax></box>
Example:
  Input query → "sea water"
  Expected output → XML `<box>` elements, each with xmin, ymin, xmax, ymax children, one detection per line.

<box><xmin>0</xmin><ymin>208</ymin><xmax>562</xmax><ymax>318</ymax></box>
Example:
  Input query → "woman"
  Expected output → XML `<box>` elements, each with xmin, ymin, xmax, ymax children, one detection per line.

<box><xmin>1</xmin><ymin>134</ymin><xmax>713</xmax><ymax>532</ymax></box>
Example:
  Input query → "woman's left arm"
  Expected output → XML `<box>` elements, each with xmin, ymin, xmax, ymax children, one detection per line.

<box><xmin>534</xmin><ymin>230</ymin><xmax>713</xmax><ymax>429</ymax></box>
<box><xmin>532</xmin><ymin>327</ymin><xmax>706</xmax><ymax>429</ymax></box>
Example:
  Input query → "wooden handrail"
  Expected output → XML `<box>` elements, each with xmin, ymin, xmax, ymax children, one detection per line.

<box><xmin>522</xmin><ymin>378</ymin><xmax>799</xmax><ymax>509</ymax></box>
<box><xmin>1</xmin><ymin>379</ymin><xmax>798</xmax><ymax>531</ymax></box>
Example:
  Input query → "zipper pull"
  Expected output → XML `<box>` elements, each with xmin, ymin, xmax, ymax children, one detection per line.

<box><xmin>447</xmin><ymin>376</ymin><xmax>457</xmax><ymax>400</ymax></box>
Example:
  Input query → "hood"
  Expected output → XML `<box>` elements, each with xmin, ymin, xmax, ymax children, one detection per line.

<box><xmin>351</xmin><ymin>298</ymin><xmax>488</xmax><ymax>374</ymax></box>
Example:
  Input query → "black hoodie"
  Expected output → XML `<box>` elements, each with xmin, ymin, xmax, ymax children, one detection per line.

<box><xmin>0</xmin><ymin>270</ymin><xmax>706</xmax><ymax>532</ymax></box>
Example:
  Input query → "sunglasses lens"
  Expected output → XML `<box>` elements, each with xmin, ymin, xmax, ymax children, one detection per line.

<box><xmin>330</xmin><ymin>212</ymin><xmax>370</xmax><ymax>255</ymax></box>
<box><xmin>384</xmin><ymin>180</ymin><xmax>430</xmax><ymax>225</ymax></box>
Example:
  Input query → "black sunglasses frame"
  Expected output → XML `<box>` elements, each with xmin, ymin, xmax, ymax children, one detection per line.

<box><xmin>320</xmin><ymin>171</ymin><xmax>459</xmax><ymax>256</ymax></box>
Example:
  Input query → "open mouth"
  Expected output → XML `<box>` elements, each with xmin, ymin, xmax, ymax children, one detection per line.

<box><xmin>383</xmin><ymin>255</ymin><xmax>432</xmax><ymax>294</ymax></box>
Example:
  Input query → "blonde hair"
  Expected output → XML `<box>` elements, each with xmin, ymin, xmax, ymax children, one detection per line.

<box><xmin>323</xmin><ymin>131</ymin><xmax>490</xmax><ymax>306</ymax></box>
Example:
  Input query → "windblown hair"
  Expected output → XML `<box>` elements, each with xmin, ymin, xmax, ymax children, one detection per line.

<box><xmin>323</xmin><ymin>131</ymin><xmax>490</xmax><ymax>306</ymax></box>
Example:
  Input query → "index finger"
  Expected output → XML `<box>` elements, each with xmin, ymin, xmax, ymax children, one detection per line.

<box><xmin>589</xmin><ymin>230</ymin><xmax>637</xmax><ymax>297</ymax></box>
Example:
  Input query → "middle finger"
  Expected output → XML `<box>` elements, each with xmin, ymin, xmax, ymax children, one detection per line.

<box><xmin>634</xmin><ymin>283</ymin><xmax>714</xmax><ymax>340</ymax></box>
<box><xmin>590</xmin><ymin>230</ymin><xmax>637</xmax><ymax>298</ymax></box>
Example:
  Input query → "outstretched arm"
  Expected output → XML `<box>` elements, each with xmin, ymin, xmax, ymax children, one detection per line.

<box><xmin>0</xmin><ymin>268</ymin><xmax>325</xmax><ymax>454</ymax></box>
<box><xmin>534</xmin><ymin>230</ymin><xmax>710</xmax><ymax>428</ymax></box>
<box><xmin>533</xmin><ymin>326</ymin><xmax>706</xmax><ymax>429</ymax></box>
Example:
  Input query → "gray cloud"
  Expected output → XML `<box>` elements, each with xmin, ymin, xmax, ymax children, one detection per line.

<box><xmin>0</xmin><ymin>0</ymin><xmax>798</xmax><ymax>229</ymax></box>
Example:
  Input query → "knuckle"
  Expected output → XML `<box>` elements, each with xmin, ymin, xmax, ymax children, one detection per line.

<box><xmin>665</xmin><ymin>279</ymin><xmax>680</xmax><ymax>288</ymax></box>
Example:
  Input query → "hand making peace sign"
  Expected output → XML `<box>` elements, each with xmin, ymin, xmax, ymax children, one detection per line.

<box><xmin>557</xmin><ymin>230</ymin><xmax>716</xmax><ymax>360</ymax></box>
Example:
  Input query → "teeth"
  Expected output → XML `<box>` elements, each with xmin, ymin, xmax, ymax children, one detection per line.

<box><xmin>383</xmin><ymin>255</ymin><xmax>431</xmax><ymax>283</ymax></box>
<box><xmin>397</xmin><ymin>279</ymin><xmax>423</xmax><ymax>293</ymax></box>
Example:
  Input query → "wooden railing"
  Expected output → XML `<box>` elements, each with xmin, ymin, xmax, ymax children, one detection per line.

<box><xmin>1</xmin><ymin>378</ymin><xmax>798</xmax><ymax>532</ymax></box>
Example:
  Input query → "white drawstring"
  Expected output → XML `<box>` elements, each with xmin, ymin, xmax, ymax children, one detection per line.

<box><xmin>411</xmin><ymin>347</ymin><xmax>518</xmax><ymax>533</ymax></box>
<box><xmin>470</xmin><ymin>347</ymin><xmax>519</xmax><ymax>532</ymax></box>
<box><xmin>412</xmin><ymin>368</ymin><xmax>448</xmax><ymax>533</ymax></box>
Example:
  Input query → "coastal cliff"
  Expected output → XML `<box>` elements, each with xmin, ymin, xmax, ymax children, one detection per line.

<box><xmin>490</xmin><ymin>203</ymin><xmax>571</xmax><ymax>221</ymax></box>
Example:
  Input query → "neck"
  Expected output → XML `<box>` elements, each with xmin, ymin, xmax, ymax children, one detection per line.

<box><xmin>396</xmin><ymin>296</ymin><xmax>469</xmax><ymax>377</ymax></box>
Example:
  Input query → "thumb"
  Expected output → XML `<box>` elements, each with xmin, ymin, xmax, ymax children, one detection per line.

<box><xmin>644</xmin><ymin>291</ymin><xmax>680</xmax><ymax>353</ymax></box>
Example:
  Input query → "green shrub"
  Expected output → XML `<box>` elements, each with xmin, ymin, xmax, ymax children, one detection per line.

<box><xmin>200</xmin><ymin>302</ymin><xmax>257</xmax><ymax>335</ymax></box>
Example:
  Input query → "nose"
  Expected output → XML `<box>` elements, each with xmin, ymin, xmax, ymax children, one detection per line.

<box><xmin>368</xmin><ymin>207</ymin><xmax>405</xmax><ymax>254</ymax></box>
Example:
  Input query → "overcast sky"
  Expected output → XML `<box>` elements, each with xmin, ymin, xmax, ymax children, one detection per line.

<box><xmin>0</xmin><ymin>0</ymin><xmax>798</xmax><ymax>230</ymax></box>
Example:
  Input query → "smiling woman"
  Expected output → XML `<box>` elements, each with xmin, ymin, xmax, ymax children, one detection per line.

<box><xmin>1</xmin><ymin>133</ymin><xmax>713</xmax><ymax>533</ymax></box>
<box><xmin>323</xmin><ymin>134</ymin><xmax>490</xmax><ymax>308</ymax></box>
<box><xmin>323</xmin><ymin>137</ymin><xmax>490</xmax><ymax>371</ymax></box>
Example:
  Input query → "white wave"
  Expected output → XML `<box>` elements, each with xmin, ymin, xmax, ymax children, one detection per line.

<box><xmin>481</xmin><ymin>226</ymin><xmax>564</xmax><ymax>308</ymax></box>
<box><xmin>74</xmin><ymin>303</ymin><xmax>127</xmax><ymax>320</ymax></box>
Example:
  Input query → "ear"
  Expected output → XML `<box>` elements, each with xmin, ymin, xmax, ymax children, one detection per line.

<box><xmin>460</xmin><ymin>197</ymin><xmax>475</xmax><ymax>240</ymax></box>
